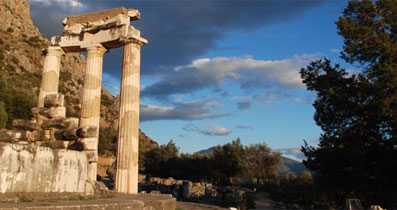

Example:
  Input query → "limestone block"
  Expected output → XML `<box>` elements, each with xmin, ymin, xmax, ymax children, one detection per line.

<box><xmin>0</xmin><ymin>130</ymin><xmax>31</xmax><ymax>142</ymax></box>
<box><xmin>76</xmin><ymin>125</ymin><xmax>97</xmax><ymax>138</ymax></box>
<box><xmin>84</xmin><ymin>180</ymin><xmax>110</xmax><ymax>196</ymax></box>
<box><xmin>0</xmin><ymin>144</ymin><xmax>88</xmax><ymax>193</ymax></box>
<box><xmin>31</xmin><ymin>107</ymin><xmax>66</xmax><ymax>119</ymax></box>
<box><xmin>44</xmin><ymin>93</ymin><xmax>64</xmax><ymax>107</ymax></box>
<box><xmin>35</xmin><ymin>114</ymin><xmax>49</xmax><ymax>127</ymax></box>
<box><xmin>54</xmin><ymin>128</ymin><xmax>79</xmax><ymax>141</ymax></box>
<box><xmin>12</xmin><ymin>119</ymin><xmax>40</xmax><ymax>131</ymax></box>
<box><xmin>40</xmin><ymin>140</ymin><xmax>66</xmax><ymax>149</ymax></box>
<box><xmin>0</xmin><ymin>130</ymin><xmax>13</xmax><ymax>142</ymax></box>
<box><xmin>86</xmin><ymin>150</ymin><xmax>97</xmax><ymax>162</ymax></box>
<box><xmin>29</xmin><ymin>130</ymin><xmax>50</xmax><ymax>141</ymax></box>
<box><xmin>67</xmin><ymin>140</ymin><xmax>87</xmax><ymax>151</ymax></box>
<box><xmin>41</xmin><ymin>118</ymin><xmax>79</xmax><ymax>129</ymax></box>
<box><xmin>63</xmin><ymin>7</ymin><xmax>140</xmax><ymax>35</ymax></box>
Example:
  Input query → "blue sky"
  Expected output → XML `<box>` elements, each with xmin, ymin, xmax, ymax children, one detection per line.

<box><xmin>29</xmin><ymin>0</ymin><xmax>352</xmax><ymax>161</ymax></box>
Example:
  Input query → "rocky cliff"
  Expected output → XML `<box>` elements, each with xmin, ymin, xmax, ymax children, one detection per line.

<box><xmin>0</xmin><ymin>0</ymin><xmax>157</xmax><ymax>153</ymax></box>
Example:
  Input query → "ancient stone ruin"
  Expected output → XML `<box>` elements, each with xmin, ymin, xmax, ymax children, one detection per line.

<box><xmin>0</xmin><ymin>7</ymin><xmax>147</xmax><ymax>195</ymax></box>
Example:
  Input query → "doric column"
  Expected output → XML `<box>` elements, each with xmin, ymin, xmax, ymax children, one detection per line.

<box><xmin>115</xmin><ymin>41</ymin><xmax>143</xmax><ymax>194</ymax></box>
<box><xmin>38</xmin><ymin>46</ymin><xmax>65</xmax><ymax>107</ymax></box>
<box><xmin>80</xmin><ymin>44</ymin><xmax>107</xmax><ymax>181</ymax></box>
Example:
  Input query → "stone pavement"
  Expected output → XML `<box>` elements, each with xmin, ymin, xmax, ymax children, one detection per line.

<box><xmin>176</xmin><ymin>202</ymin><xmax>230</xmax><ymax>210</ymax></box>
<box><xmin>0</xmin><ymin>193</ymin><xmax>176</xmax><ymax>210</ymax></box>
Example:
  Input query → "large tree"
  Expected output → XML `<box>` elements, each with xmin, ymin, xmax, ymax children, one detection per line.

<box><xmin>300</xmin><ymin>0</ymin><xmax>397</xmax><ymax>208</ymax></box>
<box><xmin>211</xmin><ymin>138</ymin><xmax>248</xmax><ymax>185</ymax></box>
<box><xmin>245</xmin><ymin>143</ymin><xmax>281</xmax><ymax>186</ymax></box>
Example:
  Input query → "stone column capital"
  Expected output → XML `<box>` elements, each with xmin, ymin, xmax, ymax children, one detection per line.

<box><xmin>45</xmin><ymin>46</ymin><xmax>65</xmax><ymax>57</ymax></box>
<box><xmin>83</xmin><ymin>44</ymin><xmax>108</xmax><ymax>55</ymax></box>
<box><xmin>121</xmin><ymin>38</ymin><xmax>146</xmax><ymax>47</ymax></box>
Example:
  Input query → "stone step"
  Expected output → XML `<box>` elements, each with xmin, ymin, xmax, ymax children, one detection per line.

<box><xmin>0</xmin><ymin>193</ymin><xmax>176</xmax><ymax>210</ymax></box>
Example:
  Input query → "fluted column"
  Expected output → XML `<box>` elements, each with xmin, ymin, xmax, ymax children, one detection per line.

<box><xmin>115</xmin><ymin>41</ymin><xmax>143</xmax><ymax>193</ymax></box>
<box><xmin>80</xmin><ymin>44</ymin><xmax>107</xmax><ymax>181</ymax></box>
<box><xmin>38</xmin><ymin>46</ymin><xmax>65</xmax><ymax>107</ymax></box>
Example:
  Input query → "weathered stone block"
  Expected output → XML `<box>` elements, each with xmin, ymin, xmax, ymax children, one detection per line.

<box><xmin>67</xmin><ymin>140</ymin><xmax>87</xmax><ymax>151</ymax></box>
<box><xmin>0</xmin><ymin>130</ymin><xmax>31</xmax><ymax>142</ymax></box>
<box><xmin>41</xmin><ymin>118</ymin><xmax>79</xmax><ymax>129</ymax></box>
<box><xmin>40</xmin><ymin>141</ymin><xmax>66</xmax><ymax>149</ymax></box>
<box><xmin>0</xmin><ymin>144</ymin><xmax>87</xmax><ymax>193</ymax></box>
<box><xmin>0</xmin><ymin>130</ymin><xmax>12</xmax><ymax>142</ymax></box>
<box><xmin>31</xmin><ymin>107</ymin><xmax>66</xmax><ymax>119</ymax></box>
<box><xmin>86</xmin><ymin>150</ymin><xmax>97</xmax><ymax>162</ymax></box>
<box><xmin>12</xmin><ymin>119</ymin><xmax>40</xmax><ymax>131</ymax></box>
<box><xmin>54</xmin><ymin>128</ymin><xmax>79</xmax><ymax>141</ymax></box>
<box><xmin>44</xmin><ymin>93</ymin><xmax>64</xmax><ymax>107</ymax></box>
<box><xmin>29</xmin><ymin>130</ymin><xmax>50</xmax><ymax>141</ymax></box>
<box><xmin>77</xmin><ymin>125</ymin><xmax>97</xmax><ymax>138</ymax></box>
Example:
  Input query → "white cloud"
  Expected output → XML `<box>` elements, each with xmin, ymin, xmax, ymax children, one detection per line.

<box><xmin>330</xmin><ymin>48</ymin><xmax>341</xmax><ymax>53</ymax></box>
<box><xmin>29</xmin><ymin>0</ymin><xmax>83</xmax><ymax>9</ymax></box>
<box><xmin>235</xmin><ymin>125</ymin><xmax>253</xmax><ymax>130</ymax></box>
<box><xmin>182</xmin><ymin>123</ymin><xmax>231</xmax><ymax>136</ymax></box>
<box><xmin>209</xmin><ymin>124</ymin><xmax>232</xmax><ymax>136</ymax></box>
<box><xmin>142</xmin><ymin>54</ymin><xmax>319</xmax><ymax>98</ymax></box>
<box><xmin>276</xmin><ymin>148</ymin><xmax>306</xmax><ymax>161</ymax></box>
<box><xmin>140</xmin><ymin>99</ymin><xmax>228</xmax><ymax>122</ymax></box>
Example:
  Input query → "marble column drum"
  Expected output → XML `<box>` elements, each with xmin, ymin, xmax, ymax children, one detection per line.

<box><xmin>115</xmin><ymin>41</ymin><xmax>142</xmax><ymax>193</ymax></box>
<box><xmin>80</xmin><ymin>44</ymin><xmax>107</xmax><ymax>181</ymax></box>
<box><xmin>38</xmin><ymin>46</ymin><xmax>65</xmax><ymax>107</ymax></box>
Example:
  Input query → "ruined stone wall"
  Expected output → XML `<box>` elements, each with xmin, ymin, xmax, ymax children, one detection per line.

<box><xmin>0</xmin><ymin>143</ymin><xmax>87</xmax><ymax>193</ymax></box>
<box><xmin>0</xmin><ymin>93</ymin><xmax>96</xmax><ymax>193</ymax></box>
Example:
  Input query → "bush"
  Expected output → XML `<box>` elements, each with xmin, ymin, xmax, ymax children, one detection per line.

<box><xmin>0</xmin><ymin>101</ymin><xmax>8</xmax><ymax>129</ymax></box>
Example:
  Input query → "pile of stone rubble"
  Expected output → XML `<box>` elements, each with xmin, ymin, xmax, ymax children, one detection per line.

<box><xmin>0</xmin><ymin>93</ymin><xmax>96</xmax><ymax>152</ymax></box>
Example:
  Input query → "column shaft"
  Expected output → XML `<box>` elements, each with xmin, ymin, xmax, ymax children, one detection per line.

<box><xmin>115</xmin><ymin>42</ymin><xmax>142</xmax><ymax>193</ymax></box>
<box><xmin>80</xmin><ymin>45</ymin><xmax>107</xmax><ymax>181</ymax></box>
<box><xmin>38</xmin><ymin>46</ymin><xmax>64</xmax><ymax>107</ymax></box>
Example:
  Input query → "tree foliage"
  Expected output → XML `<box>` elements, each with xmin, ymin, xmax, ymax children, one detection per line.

<box><xmin>143</xmin><ymin>138</ymin><xmax>282</xmax><ymax>186</ymax></box>
<box><xmin>300</xmin><ymin>0</ymin><xmax>397</xmax><ymax>208</ymax></box>
<box><xmin>0</xmin><ymin>71</ymin><xmax>37</xmax><ymax>128</ymax></box>
<box><xmin>245</xmin><ymin>143</ymin><xmax>282</xmax><ymax>186</ymax></box>
<box><xmin>211</xmin><ymin>138</ymin><xmax>248</xmax><ymax>185</ymax></box>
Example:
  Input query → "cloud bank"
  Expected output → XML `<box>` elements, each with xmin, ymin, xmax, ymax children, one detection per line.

<box><xmin>140</xmin><ymin>99</ymin><xmax>228</xmax><ymax>122</ymax></box>
<box><xmin>142</xmin><ymin>55</ymin><xmax>315</xmax><ymax>99</ymax></box>
<box><xmin>29</xmin><ymin>0</ymin><xmax>328</xmax><ymax>78</ymax></box>
<box><xmin>183</xmin><ymin>123</ymin><xmax>231</xmax><ymax>136</ymax></box>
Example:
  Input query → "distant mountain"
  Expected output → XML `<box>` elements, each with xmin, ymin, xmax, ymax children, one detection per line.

<box><xmin>278</xmin><ymin>156</ymin><xmax>308</xmax><ymax>175</ymax></box>
<box><xmin>198</xmin><ymin>146</ymin><xmax>215</xmax><ymax>154</ymax></box>
<box><xmin>197</xmin><ymin>147</ymin><xmax>308</xmax><ymax>175</ymax></box>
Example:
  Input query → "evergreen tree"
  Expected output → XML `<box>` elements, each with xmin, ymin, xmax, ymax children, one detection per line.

<box><xmin>300</xmin><ymin>0</ymin><xmax>397</xmax><ymax>207</ymax></box>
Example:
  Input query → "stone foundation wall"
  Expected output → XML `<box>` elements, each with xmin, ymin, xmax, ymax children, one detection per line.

<box><xmin>0</xmin><ymin>143</ymin><xmax>87</xmax><ymax>193</ymax></box>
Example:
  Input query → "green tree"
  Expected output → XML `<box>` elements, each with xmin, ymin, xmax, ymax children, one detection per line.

<box><xmin>144</xmin><ymin>140</ymin><xmax>179</xmax><ymax>177</ymax></box>
<box><xmin>245</xmin><ymin>143</ymin><xmax>282</xmax><ymax>186</ymax></box>
<box><xmin>211</xmin><ymin>138</ymin><xmax>247</xmax><ymax>185</ymax></box>
<box><xmin>300</xmin><ymin>0</ymin><xmax>397</xmax><ymax>208</ymax></box>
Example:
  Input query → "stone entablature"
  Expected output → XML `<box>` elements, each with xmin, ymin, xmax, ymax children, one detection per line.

<box><xmin>51</xmin><ymin>7</ymin><xmax>147</xmax><ymax>52</ymax></box>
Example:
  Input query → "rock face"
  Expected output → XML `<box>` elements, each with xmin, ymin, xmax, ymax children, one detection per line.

<box><xmin>0</xmin><ymin>0</ymin><xmax>41</xmax><ymax>38</ymax></box>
